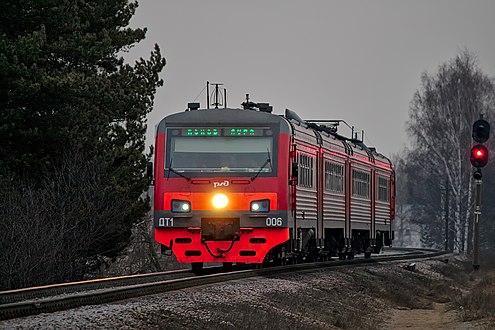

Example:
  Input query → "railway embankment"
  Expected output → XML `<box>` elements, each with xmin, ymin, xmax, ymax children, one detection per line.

<box><xmin>1</xmin><ymin>255</ymin><xmax>494</xmax><ymax>329</ymax></box>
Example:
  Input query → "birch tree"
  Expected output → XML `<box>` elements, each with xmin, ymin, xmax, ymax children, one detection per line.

<box><xmin>405</xmin><ymin>51</ymin><xmax>495</xmax><ymax>253</ymax></box>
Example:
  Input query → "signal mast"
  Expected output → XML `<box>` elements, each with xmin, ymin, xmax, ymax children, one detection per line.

<box><xmin>470</xmin><ymin>115</ymin><xmax>490</xmax><ymax>270</ymax></box>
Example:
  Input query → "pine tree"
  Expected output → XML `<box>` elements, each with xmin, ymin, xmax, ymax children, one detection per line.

<box><xmin>0</xmin><ymin>0</ymin><xmax>165</xmax><ymax>176</ymax></box>
<box><xmin>0</xmin><ymin>0</ymin><xmax>166</xmax><ymax>280</ymax></box>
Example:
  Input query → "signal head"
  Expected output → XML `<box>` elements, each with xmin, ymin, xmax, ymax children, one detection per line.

<box><xmin>470</xmin><ymin>144</ymin><xmax>489</xmax><ymax>168</ymax></box>
<box><xmin>473</xmin><ymin>169</ymin><xmax>483</xmax><ymax>180</ymax></box>
<box><xmin>472</xmin><ymin>119</ymin><xmax>490</xmax><ymax>143</ymax></box>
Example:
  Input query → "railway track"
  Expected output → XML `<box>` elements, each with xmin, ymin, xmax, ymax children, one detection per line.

<box><xmin>0</xmin><ymin>248</ymin><xmax>447</xmax><ymax>321</ymax></box>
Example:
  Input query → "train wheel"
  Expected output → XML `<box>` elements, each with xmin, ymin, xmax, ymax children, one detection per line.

<box><xmin>191</xmin><ymin>262</ymin><xmax>203</xmax><ymax>273</ymax></box>
<box><xmin>364</xmin><ymin>251</ymin><xmax>372</xmax><ymax>259</ymax></box>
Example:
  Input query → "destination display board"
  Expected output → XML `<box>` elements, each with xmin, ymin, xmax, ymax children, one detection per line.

<box><xmin>179</xmin><ymin>127</ymin><xmax>266</xmax><ymax>136</ymax></box>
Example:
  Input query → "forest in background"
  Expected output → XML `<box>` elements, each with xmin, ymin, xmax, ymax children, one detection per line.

<box><xmin>395</xmin><ymin>51</ymin><xmax>495</xmax><ymax>255</ymax></box>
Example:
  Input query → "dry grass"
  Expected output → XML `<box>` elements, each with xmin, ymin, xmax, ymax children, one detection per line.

<box><xmin>345</xmin><ymin>265</ymin><xmax>460</xmax><ymax>310</ymax></box>
<box><xmin>451</xmin><ymin>252</ymin><xmax>495</xmax><ymax>324</ymax></box>
<box><xmin>455</xmin><ymin>274</ymin><xmax>495</xmax><ymax>322</ymax></box>
<box><xmin>412</xmin><ymin>252</ymin><xmax>495</xmax><ymax>327</ymax></box>
<box><xmin>431</xmin><ymin>260</ymin><xmax>472</xmax><ymax>284</ymax></box>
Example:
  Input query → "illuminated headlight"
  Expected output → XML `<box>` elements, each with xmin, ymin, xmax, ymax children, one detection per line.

<box><xmin>171</xmin><ymin>199</ymin><xmax>191</xmax><ymax>213</ymax></box>
<box><xmin>250</xmin><ymin>199</ymin><xmax>270</xmax><ymax>212</ymax></box>
<box><xmin>212</xmin><ymin>193</ymin><xmax>229</xmax><ymax>209</ymax></box>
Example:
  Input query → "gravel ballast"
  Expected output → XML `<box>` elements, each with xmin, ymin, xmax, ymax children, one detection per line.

<box><xmin>0</xmin><ymin>259</ymin><xmax>480</xmax><ymax>329</ymax></box>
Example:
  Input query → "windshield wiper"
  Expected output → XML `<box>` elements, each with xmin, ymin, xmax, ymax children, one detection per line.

<box><xmin>251</xmin><ymin>149</ymin><xmax>272</xmax><ymax>182</ymax></box>
<box><xmin>167</xmin><ymin>157</ymin><xmax>191</xmax><ymax>181</ymax></box>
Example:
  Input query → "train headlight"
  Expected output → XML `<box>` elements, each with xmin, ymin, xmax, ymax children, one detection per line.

<box><xmin>212</xmin><ymin>193</ymin><xmax>229</xmax><ymax>209</ymax></box>
<box><xmin>250</xmin><ymin>199</ymin><xmax>270</xmax><ymax>212</ymax></box>
<box><xmin>171</xmin><ymin>199</ymin><xmax>191</xmax><ymax>213</ymax></box>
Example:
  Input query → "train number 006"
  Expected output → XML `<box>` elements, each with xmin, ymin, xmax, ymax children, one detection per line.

<box><xmin>265</xmin><ymin>217</ymin><xmax>283</xmax><ymax>227</ymax></box>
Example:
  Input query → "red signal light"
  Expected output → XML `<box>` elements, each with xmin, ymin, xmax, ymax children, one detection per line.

<box><xmin>470</xmin><ymin>144</ymin><xmax>489</xmax><ymax>168</ymax></box>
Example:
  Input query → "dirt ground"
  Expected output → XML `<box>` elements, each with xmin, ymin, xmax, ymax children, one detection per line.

<box><xmin>385</xmin><ymin>257</ymin><xmax>494</xmax><ymax>330</ymax></box>
<box><xmin>388</xmin><ymin>303</ymin><xmax>477</xmax><ymax>330</ymax></box>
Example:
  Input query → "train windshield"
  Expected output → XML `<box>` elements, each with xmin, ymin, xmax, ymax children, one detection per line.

<box><xmin>166</xmin><ymin>136</ymin><xmax>274</xmax><ymax>174</ymax></box>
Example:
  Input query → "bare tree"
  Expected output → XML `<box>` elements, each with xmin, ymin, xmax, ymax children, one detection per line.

<box><xmin>405</xmin><ymin>50</ymin><xmax>495</xmax><ymax>253</ymax></box>
<box><xmin>0</xmin><ymin>151</ymin><xmax>135</xmax><ymax>290</ymax></box>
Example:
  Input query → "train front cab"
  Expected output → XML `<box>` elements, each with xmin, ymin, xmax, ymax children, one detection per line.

<box><xmin>153</xmin><ymin>109</ymin><xmax>292</xmax><ymax>269</ymax></box>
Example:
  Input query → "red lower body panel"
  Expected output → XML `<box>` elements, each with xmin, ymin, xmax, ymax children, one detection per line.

<box><xmin>155</xmin><ymin>227</ymin><xmax>289</xmax><ymax>263</ymax></box>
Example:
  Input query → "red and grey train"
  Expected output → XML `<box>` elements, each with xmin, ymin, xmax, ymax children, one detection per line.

<box><xmin>153</xmin><ymin>100</ymin><xmax>395</xmax><ymax>271</ymax></box>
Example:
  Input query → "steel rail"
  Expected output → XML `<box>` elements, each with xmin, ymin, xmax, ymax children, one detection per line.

<box><xmin>0</xmin><ymin>249</ymin><xmax>447</xmax><ymax>321</ymax></box>
<box><xmin>0</xmin><ymin>269</ymin><xmax>195</xmax><ymax>305</ymax></box>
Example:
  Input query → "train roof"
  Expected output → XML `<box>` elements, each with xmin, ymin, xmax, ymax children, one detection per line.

<box><xmin>156</xmin><ymin>106</ymin><xmax>392</xmax><ymax>167</ymax></box>
<box><xmin>156</xmin><ymin>107</ymin><xmax>291</xmax><ymax>133</ymax></box>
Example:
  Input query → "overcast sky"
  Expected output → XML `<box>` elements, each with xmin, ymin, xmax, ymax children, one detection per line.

<box><xmin>129</xmin><ymin>0</ymin><xmax>495</xmax><ymax>157</ymax></box>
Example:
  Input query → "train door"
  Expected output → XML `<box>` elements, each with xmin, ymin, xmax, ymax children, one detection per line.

<box><xmin>349</xmin><ymin>163</ymin><xmax>372</xmax><ymax>256</ymax></box>
<box><xmin>289</xmin><ymin>143</ymin><xmax>298</xmax><ymax>253</ymax></box>
<box><xmin>294</xmin><ymin>146</ymin><xmax>318</xmax><ymax>254</ymax></box>
<box><xmin>375</xmin><ymin>170</ymin><xmax>394</xmax><ymax>250</ymax></box>
<box><xmin>370</xmin><ymin>167</ymin><xmax>376</xmax><ymax>252</ymax></box>
<box><xmin>316</xmin><ymin>146</ymin><xmax>324</xmax><ymax>250</ymax></box>
<box><xmin>344</xmin><ymin>158</ymin><xmax>352</xmax><ymax>255</ymax></box>
<box><xmin>321</xmin><ymin>153</ymin><xmax>346</xmax><ymax>255</ymax></box>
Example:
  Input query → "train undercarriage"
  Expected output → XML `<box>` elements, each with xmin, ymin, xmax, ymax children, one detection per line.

<box><xmin>264</xmin><ymin>227</ymin><xmax>393</xmax><ymax>265</ymax></box>
<box><xmin>160</xmin><ymin>226</ymin><xmax>393</xmax><ymax>272</ymax></box>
